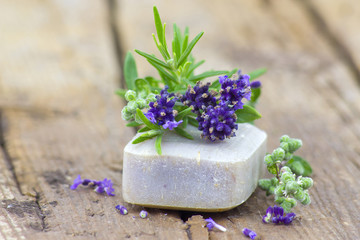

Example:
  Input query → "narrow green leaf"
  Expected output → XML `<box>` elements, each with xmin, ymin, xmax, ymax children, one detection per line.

<box><xmin>153</xmin><ymin>6</ymin><xmax>164</xmax><ymax>45</ymax></box>
<box><xmin>248</xmin><ymin>68</ymin><xmax>267</xmax><ymax>81</ymax></box>
<box><xmin>174</xmin><ymin>127</ymin><xmax>194</xmax><ymax>140</ymax></box>
<box><xmin>147</xmin><ymin>59</ymin><xmax>178</xmax><ymax>84</ymax></box>
<box><xmin>152</xmin><ymin>34</ymin><xmax>169</xmax><ymax>60</ymax></box>
<box><xmin>136</xmin><ymin>109</ymin><xmax>160</xmax><ymax>130</ymax></box>
<box><xmin>228</xmin><ymin>68</ymin><xmax>238</xmax><ymax>78</ymax></box>
<box><xmin>138</xmin><ymin>126</ymin><xmax>151</xmax><ymax>133</ymax></box>
<box><xmin>250</xmin><ymin>88</ymin><xmax>261</xmax><ymax>103</ymax></box>
<box><xmin>124</xmin><ymin>51</ymin><xmax>138</xmax><ymax>90</ymax></box>
<box><xmin>155</xmin><ymin>134</ymin><xmax>163</xmax><ymax>155</ymax></box>
<box><xmin>176</xmin><ymin>32</ymin><xmax>204</xmax><ymax>68</ymax></box>
<box><xmin>188</xmin><ymin>70</ymin><xmax>228</xmax><ymax>83</ymax></box>
<box><xmin>181</xmin><ymin>27</ymin><xmax>189</xmax><ymax>54</ymax></box>
<box><xmin>186</xmin><ymin>60</ymin><xmax>205</xmax><ymax>77</ymax></box>
<box><xmin>135</xmin><ymin>49</ymin><xmax>172</xmax><ymax>70</ymax></box>
<box><xmin>286</xmin><ymin>155</ymin><xmax>313</xmax><ymax>177</ymax></box>
<box><xmin>172</xmin><ymin>24</ymin><xmax>181</xmax><ymax>62</ymax></box>
<box><xmin>235</xmin><ymin>105</ymin><xmax>262</xmax><ymax>123</ymax></box>
<box><xmin>126</xmin><ymin>121</ymin><xmax>143</xmax><ymax>127</ymax></box>
<box><xmin>162</xmin><ymin>23</ymin><xmax>171</xmax><ymax>59</ymax></box>
<box><xmin>132</xmin><ymin>130</ymin><xmax>161</xmax><ymax>144</ymax></box>
<box><xmin>181</xmin><ymin>116</ymin><xmax>188</xmax><ymax>128</ymax></box>
<box><xmin>188</xmin><ymin>117</ymin><xmax>199</xmax><ymax>127</ymax></box>
<box><xmin>115</xmin><ymin>89</ymin><xmax>127</xmax><ymax>98</ymax></box>
<box><xmin>135</xmin><ymin>78</ymin><xmax>151</xmax><ymax>93</ymax></box>
<box><xmin>175</xmin><ymin>107</ymin><xmax>193</xmax><ymax>121</ymax></box>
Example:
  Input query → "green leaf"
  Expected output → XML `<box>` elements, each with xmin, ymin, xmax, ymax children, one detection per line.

<box><xmin>132</xmin><ymin>130</ymin><xmax>162</xmax><ymax>144</ymax></box>
<box><xmin>155</xmin><ymin>134</ymin><xmax>163</xmax><ymax>155</ymax></box>
<box><xmin>135</xmin><ymin>49</ymin><xmax>172</xmax><ymax>70</ymax></box>
<box><xmin>174</xmin><ymin>127</ymin><xmax>194</xmax><ymax>140</ymax></box>
<box><xmin>147</xmin><ymin>59</ymin><xmax>178</xmax><ymax>84</ymax></box>
<box><xmin>115</xmin><ymin>89</ymin><xmax>127</xmax><ymax>98</ymax></box>
<box><xmin>152</xmin><ymin>34</ymin><xmax>169</xmax><ymax>60</ymax></box>
<box><xmin>126</xmin><ymin>121</ymin><xmax>143</xmax><ymax>127</ymax></box>
<box><xmin>176</xmin><ymin>32</ymin><xmax>204</xmax><ymax>68</ymax></box>
<box><xmin>173</xmin><ymin>24</ymin><xmax>182</xmax><ymax>61</ymax></box>
<box><xmin>135</xmin><ymin>78</ymin><xmax>151</xmax><ymax>93</ymax></box>
<box><xmin>175</xmin><ymin>107</ymin><xmax>193</xmax><ymax>121</ymax></box>
<box><xmin>187</xmin><ymin>117</ymin><xmax>198</xmax><ymax>127</ymax></box>
<box><xmin>188</xmin><ymin>70</ymin><xmax>228</xmax><ymax>83</ymax></box>
<box><xmin>235</xmin><ymin>105</ymin><xmax>262</xmax><ymax>123</ymax></box>
<box><xmin>138</xmin><ymin>126</ymin><xmax>151</xmax><ymax>133</ymax></box>
<box><xmin>248</xmin><ymin>68</ymin><xmax>267</xmax><ymax>81</ymax></box>
<box><xmin>286</xmin><ymin>155</ymin><xmax>313</xmax><ymax>177</ymax></box>
<box><xmin>136</xmin><ymin>109</ymin><xmax>160</xmax><ymax>130</ymax></box>
<box><xmin>228</xmin><ymin>68</ymin><xmax>238</xmax><ymax>78</ymax></box>
<box><xmin>186</xmin><ymin>60</ymin><xmax>205</xmax><ymax>77</ymax></box>
<box><xmin>250</xmin><ymin>88</ymin><xmax>261</xmax><ymax>103</ymax></box>
<box><xmin>182</xmin><ymin>32</ymin><xmax>189</xmax><ymax>54</ymax></box>
<box><xmin>267</xmin><ymin>164</ymin><xmax>279</xmax><ymax>175</ymax></box>
<box><xmin>124</xmin><ymin>51</ymin><xmax>138</xmax><ymax>90</ymax></box>
<box><xmin>153</xmin><ymin>6</ymin><xmax>164</xmax><ymax>45</ymax></box>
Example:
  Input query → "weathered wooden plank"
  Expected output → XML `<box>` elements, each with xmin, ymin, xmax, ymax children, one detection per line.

<box><xmin>117</xmin><ymin>0</ymin><xmax>360</xmax><ymax>239</ymax></box>
<box><xmin>0</xmin><ymin>0</ymin><xmax>187</xmax><ymax>239</ymax></box>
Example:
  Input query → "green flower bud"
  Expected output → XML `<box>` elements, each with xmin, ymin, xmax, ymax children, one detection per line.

<box><xmin>280</xmin><ymin>201</ymin><xmax>293</xmax><ymax>213</ymax></box>
<box><xmin>258</xmin><ymin>179</ymin><xmax>271</xmax><ymax>191</ymax></box>
<box><xmin>264</xmin><ymin>154</ymin><xmax>274</xmax><ymax>166</ymax></box>
<box><xmin>127</xmin><ymin>101</ymin><xmax>139</xmax><ymax>113</ymax></box>
<box><xmin>293</xmin><ymin>189</ymin><xmax>306</xmax><ymax>202</ymax></box>
<box><xmin>136</xmin><ymin>98</ymin><xmax>147</xmax><ymax>109</ymax></box>
<box><xmin>125</xmin><ymin>90</ymin><xmax>137</xmax><ymax>101</ymax></box>
<box><xmin>270</xmin><ymin>177</ymin><xmax>279</xmax><ymax>186</ymax></box>
<box><xmin>280</xmin><ymin>135</ymin><xmax>290</xmax><ymax>143</ymax></box>
<box><xmin>121</xmin><ymin>107</ymin><xmax>133</xmax><ymax>121</ymax></box>
<box><xmin>280</xmin><ymin>142</ymin><xmax>289</xmax><ymax>152</ymax></box>
<box><xmin>281</xmin><ymin>172</ymin><xmax>295</xmax><ymax>183</ymax></box>
<box><xmin>288</xmin><ymin>139</ymin><xmax>302</xmax><ymax>153</ymax></box>
<box><xmin>299</xmin><ymin>177</ymin><xmax>313</xmax><ymax>189</ymax></box>
<box><xmin>285</xmin><ymin>181</ymin><xmax>300</xmax><ymax>194</ymax></box>
<box><xmin>274</xmin><ymin>185</ymin><xmax>285</xmax><ymax>197</ymax></box>
<box><xmin>275</xmin><ymin>196</ymin><xmax>285</xmax><ymax>204</ymax></box>
<box><xmin>146</xmin><ymin>93</ymin><xmax>157</xmax><ymax>103</ymax></box>
<box><xmin>268</xmin><ymin>186</ymin><xmax>276</xmax><ymax>195</ymax></box>
<box><xmin>285</xmin><ymin>197</ymin><xmax>297</xmax><ymax>208</ymax></box>
<box><xmin>301</xmin><ymin>193</ymin><xmax>311</xmax><ymax>205</ymax></box>
<box><xmin>272</xmin><ymin>148</ymin><xmax>285</xmax><ymax>162</ymax></box>
<box><xmin>284</xmin><ymin>152</ymin><xmax>293</xmax><ymax>161</ymax></box>
<box><xmin>281</xmin><ymin>166</ymin><xmax>292</xmax><ymax>173</ymax></box>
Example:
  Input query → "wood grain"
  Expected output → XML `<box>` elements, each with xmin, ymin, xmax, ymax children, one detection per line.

<box><xmin>0</xmin><ymin>0</ymin><xmax>359</xmax><ymax>239</ymax></box>
<box><xmin>117</xmin><ymin>0</ymin><xmax>360</xmax><ymax>239</ymax></box>
<box><xmin>0</xmin><ymin>0</ymin><xmax>187</xmax><ymax>239</ymax></box>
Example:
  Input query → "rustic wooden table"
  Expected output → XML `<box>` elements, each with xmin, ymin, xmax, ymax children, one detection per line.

<box><xmin>0</xmin><ymin>0</ymin><xmax>359</xmax><ymax>239</ymax></box>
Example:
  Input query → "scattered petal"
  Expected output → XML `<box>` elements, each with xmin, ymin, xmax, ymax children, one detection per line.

<box><xmin>140</xmin><ymin>210</ymin><xmax>148</xmax><ymax>219</ymax></box>
<box><xmin>70</xmin><ymin>175</ymin><xmax>83</xmax><ymax>190</ymax></box>
<box><xmin>242</xmin><ymin>228</ymin><xmax>257</xmax><ymax>239</ymax></box>
<box><xmin>115</xmin><ymin>205</ymin><xmax>128</xmax><ymax>215</ymax></box>
<box><xmin>205</xmin><ymin>218</ymin><xmax>227</xmax><ymax>232</ymax></box>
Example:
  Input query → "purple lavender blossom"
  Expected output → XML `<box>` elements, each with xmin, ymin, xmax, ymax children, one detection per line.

<box><xmin>219</xmin><ymin>71</ymin><xmax>251</xmax><ymax>110</ymax></box>
<box><xmin>70</xmin><ymin>175</ymin><xmax>115</xmax><ymax>196</ymax></box>
<box><xmin>198</xmin><ymin>103</ymin><xmax>238</xmax><ymax>141</ymax></box>
<box><xmin>263</xmin><ymin>205</ymin><xmax>296</xmax><ymax>225</ymax></box>
<box><xmin>242</xmin><ymin>228</ymin><xmax>257</xmax><ymax>239</ymax></box>
<box><xmin>139</xmin><ymin>210</ymin><xmax>148</xmax><ymax>219</ymax></box>
<box><xmin>182</xmin><ymin>82</ymin><xmax>216</xmax><ymax>114</ymax></box>
<box><xmin>145</xmin><ymin>86</ymin><xmax>182</xmax><ymax>129</ymax></box>
<box><xmin>115</xmin><ymin>205</ymin><xmax>128</xmax><ymax>215</ymax></box>
<box><xmin>70</xmin><ymin>175</ymin><xmax>83</xmax><ymax>190</ymax></box>
<box><xmin>205</xmin><ymin>217</ymin><xmax>227</xmax><ymax>232</ymax></box>
<box><xmin>250</xmin><ymin>81</ymin><xmax>261</xmax><ymax>89</ymax></box>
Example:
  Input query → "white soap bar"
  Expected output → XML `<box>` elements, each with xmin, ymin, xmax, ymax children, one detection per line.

<box><xmin>122</xmin><ymin>124</ymin><xmax>267</xmax><ymax>212</ymax></box>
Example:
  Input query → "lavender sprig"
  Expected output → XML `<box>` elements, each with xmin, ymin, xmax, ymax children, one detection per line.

<box><xmin>205</xmin><ymin>217</ymin><xmax>227</xmax><ymax>232</ymax></box>
<box><xmin>70</xmin><ymin>175</ymin><xmax>115</xmax><ymax>196</ymax></box>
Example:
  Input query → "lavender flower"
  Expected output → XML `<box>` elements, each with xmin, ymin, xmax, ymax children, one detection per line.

<box><xmin>70</xmin><ymin>175</ymin><xmax>115</xmax><ymax>196</ymax></box>
<box><xmin>139</xmin><ymin>210</ymin><xmax>148</xmax><ymax>219</ymax></box>
<box><xmin>262</xmin><ymin>205</ymin><xmax>296</xmax><ymax>225</ymax></box>
<box><xmin>115</xmin><ymin>205</ymin><xmax>128</xmax><ymax>215</ymax></box>
<box><xmin>219</xmin><ymin>71</ymin><xmax>251</xmax><ymax>110</ymax></box>
<box><xmin>242</xmin><ymin>228</ymin><xmax>257</xmax><ymax>239</ymax></box>
<box><xmin>204</xmin><ymin>217</ymin><xmax>227</xmax><ymax>232</ymax></box>
<box><xmin>198</xmin><ymin>103</ymin><xmax>238</xmax><ymax>141</ymax></box>
<box><xmin>145</xmin><ymin>86</ymin><xmax>182</xmax><ymax>129</ymax></box>
<box><xmin>182</xmin><ymin>82</ymin><xmax>216</xmax><ymax>114</ymax></box>
<box><xmin>250</xmin><ymin>81</ymin><xmax>261</xmax><ymax>89</ymax></box>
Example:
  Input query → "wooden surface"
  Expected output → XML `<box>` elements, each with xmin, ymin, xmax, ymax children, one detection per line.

<box><xmin>0</xmin><ymin>0</ymin><xmax>359</xmax><ymax>239</ymax></box>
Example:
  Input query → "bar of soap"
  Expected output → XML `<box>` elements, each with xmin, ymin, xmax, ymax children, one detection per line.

<box><xmin>122</xmin><ymin>124</ymin><xmax>267</xmax><ymax>212</ymax></box>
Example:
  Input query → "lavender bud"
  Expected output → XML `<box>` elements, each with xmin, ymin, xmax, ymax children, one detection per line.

<box><xmin>140</xmin><ymin>210</ymin><xmax>148</xmax><ymax>219</ymax></box>
<box><xmin>115</xmin><ymin>205</ymin><xmax>128</xmax><ymax>215</ymax></box>
<box><xmin>125</xmin><ymin>90</ymin><xmax>137</xmax><ymax>101</ymax></box>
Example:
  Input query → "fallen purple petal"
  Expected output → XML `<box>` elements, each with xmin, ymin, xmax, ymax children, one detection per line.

<box><xmin>115</xmin><ymin>205</ymin><xmax>128</xmax><ymax>215</ymax></box>
<box><xmin>70</xmin><ymin>175</ymin><xmax>83</xmax><ymax>190</ymax></box>
<box><xmin>205</xmin><ymin>217</ymin><xmax>226</xmax><ymax>232</ymax></box>
<box><xmin>242</xmin><ymin>228</ymin><xmax>257</xmax><ymax>239</ymax></box>
<box><xmin>140</xmin><ymin>210</ymin><xmax>148</xmax><ymax>219</ymax></box>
